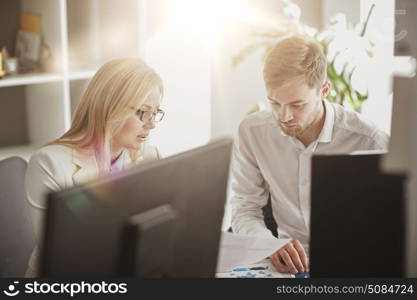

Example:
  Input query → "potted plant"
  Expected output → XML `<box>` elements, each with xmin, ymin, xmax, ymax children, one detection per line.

<box><xmin>232</xmin><ymin>1</ymin><xmax>376</xmax><ymax>113</ymax></box>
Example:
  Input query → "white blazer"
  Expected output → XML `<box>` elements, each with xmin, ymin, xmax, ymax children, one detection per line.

<box><xmin>24</xmin><ymin>143</ymin><xmax>161</xmax><ymax>277</ymax></box>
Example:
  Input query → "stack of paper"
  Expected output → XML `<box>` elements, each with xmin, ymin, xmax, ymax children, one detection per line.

<box><xmin>216</xmin><ymin>231</ymin><xmax>290</xmax><ymax>273</ymax></box>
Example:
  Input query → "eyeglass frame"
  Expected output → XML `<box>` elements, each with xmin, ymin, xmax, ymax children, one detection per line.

<box><xmin>130</xmin><ymin>107</ymin><xmax>165</xmax><ymax>123</ymax></box>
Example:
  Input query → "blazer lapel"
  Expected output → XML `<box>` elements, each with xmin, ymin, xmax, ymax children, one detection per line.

<box><xmin>72</xmin><ymin>148</ymin><xmax>100</xmax><ymax>186</ymax></box>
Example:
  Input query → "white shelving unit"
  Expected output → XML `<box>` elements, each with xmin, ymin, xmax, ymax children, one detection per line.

<box><xmin>0</xmin><ymin>73</ymin><xmax>64</xmax><ymax>88</ymax></box>
<box><xmin>0</xmin><ymin>0</ymin><xmax>142</xmax><ymax>160</ymax></box>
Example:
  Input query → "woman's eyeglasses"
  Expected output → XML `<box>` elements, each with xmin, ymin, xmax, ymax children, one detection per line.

<box><xmin>131</xmin><ymin>107</ymin><xmax>165</xmax><ymax>122</ymax></box>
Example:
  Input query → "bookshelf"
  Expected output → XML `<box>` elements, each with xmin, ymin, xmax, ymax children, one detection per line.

<box><xmin>0</xmin><ymin>0</ymin><xmax>142</xmax><ymax>160</ymax></box>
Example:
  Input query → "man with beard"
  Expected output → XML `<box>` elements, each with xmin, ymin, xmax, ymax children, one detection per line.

<box><xmin>230</xmin><ymin>35</ymin><xmax>389</xmax><ymax>275</ymax></box>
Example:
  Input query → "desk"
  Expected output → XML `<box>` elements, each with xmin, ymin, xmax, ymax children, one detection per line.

<box><xmin>216</xmin><ymin>258</ymin><xmax>294</xmax><ymax>278</ymax></box>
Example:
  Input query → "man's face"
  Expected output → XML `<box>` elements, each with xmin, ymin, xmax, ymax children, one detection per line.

<box><xmin>267</xmin><ymin>79</ymin><xmax>329</xmax><ymax>137</ymax></box>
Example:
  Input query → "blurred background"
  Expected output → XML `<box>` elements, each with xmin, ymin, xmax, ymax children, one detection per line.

<box><xmin>1</xmin><ymin>0</ymin><xmax>417</xmax><ymax>277</ymax></box>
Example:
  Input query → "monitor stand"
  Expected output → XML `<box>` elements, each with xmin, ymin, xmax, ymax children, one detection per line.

<box><xmin>117</xmin><ymin>204</ymin><xmax>177</xmax><ymax>277</ymax></box>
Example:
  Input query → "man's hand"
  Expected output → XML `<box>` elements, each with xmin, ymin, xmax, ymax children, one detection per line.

<box><xmin>270</xmin><ymin>239</ymin><xmax>309</xmax><ymax>274</ymax></box>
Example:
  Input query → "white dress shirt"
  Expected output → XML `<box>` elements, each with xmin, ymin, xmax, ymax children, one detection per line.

<box><xmin>230</xmin><ymin>100</ymin><xmax>389</xmax><ymax>253</ymax></box>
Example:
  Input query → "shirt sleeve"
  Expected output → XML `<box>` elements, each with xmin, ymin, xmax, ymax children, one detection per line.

<box><xmin>25</xmin><ymin>149</ymin><xmax>65</xmax><ymax>277</ymax></box>
<box><xmin>369</xmin><ymin>129</ymin><xmax>390</xmax><ymax>150</ymax></box>
<box><xmin>230</xmin><ymin>121</ymin><xmax>275</xmax><ymax>238</ymax></box>
<box><xmin>155</xmin><ymin>147</ymin><xmax>162</xmax><ymax>160</ymax></box>
<box><xmin>25</xmin><ymin>150</ymin><xmax>64</xmax><ymax>241</ymax></box>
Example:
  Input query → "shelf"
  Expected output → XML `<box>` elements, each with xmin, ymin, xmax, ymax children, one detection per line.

<box><xmin>68</xmin><ymin>68</ymin><xmax>97</xmax><ymax>80</ymax></box>
<box><xmin>0</xmin><ymin>0</ymin><xmax>143</xmax><ymax>156</ymax></box>
<box><xmin>0</xmin><ymin>144</ymin><xmax>41</xmax><ymax>161</ymax></box>
<box><xmin>0</xmin><ymin>69</ymin><xmax>98</xmax><ymax>88</ymax></box>
<box><xmin>0</xmin><ymin>72</ymin><xmax>64</xmax><ymax>88</ymax></box>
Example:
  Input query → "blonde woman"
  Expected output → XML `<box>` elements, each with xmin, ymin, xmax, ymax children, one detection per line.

<box><xmin>24</xmin><ymin>58</ymin><xmax>165</xmax><ymax>277</ymax></box>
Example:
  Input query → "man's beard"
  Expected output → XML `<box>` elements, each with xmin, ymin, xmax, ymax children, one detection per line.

<box><xmin>279</xmin><ymin>123</ymin><xmax>303</xmax><ymax>137</ymax></box>
<box><xmin>279</xmin><ymin>101</ymin><xmax>324</xmax><ymax>138</ymax></box>
<box><xmin>279</xmin><ymin>111</ymin><xmax>319</xmax><ymax>138</ymax></box>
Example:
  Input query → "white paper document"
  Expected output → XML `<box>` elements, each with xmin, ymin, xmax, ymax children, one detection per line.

<box><xmin>216</xmin><ymin>231</ymin><xmax>290</xmax><ymax>272</ymax></box>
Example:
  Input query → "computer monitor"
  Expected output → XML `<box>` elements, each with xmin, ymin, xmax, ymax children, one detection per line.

<box><xmin>41</xmin><ymin>137</ymin><xmax>233</xmax><ymax>277</ymax></box>
<box><xmin>310</xmin><ymin>153</ymin><xmax>406</xmax><ymax>277</ymax></box>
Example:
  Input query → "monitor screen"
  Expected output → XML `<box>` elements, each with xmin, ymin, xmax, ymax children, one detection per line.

<box><xmin>41</xmin><ymin>137</ymin><xmax>233</xmax><ymax>277</ymax></box>
<box><xmin>310</xmin><ymin>153</ymin><xmax>405</xmax><ymax>277</ymax></box>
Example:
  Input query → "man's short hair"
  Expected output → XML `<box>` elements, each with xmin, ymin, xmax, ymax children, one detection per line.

<box><xmin>263</xmin><ymin>35</ymin><xmax>327</xmax><ymax>89</ymax></box>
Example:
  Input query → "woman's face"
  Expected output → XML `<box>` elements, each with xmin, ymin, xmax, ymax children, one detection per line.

<box><xmin>111</xmin><ymin>89</ymin><xmax>162</xmax><ymax>153</ymax></box>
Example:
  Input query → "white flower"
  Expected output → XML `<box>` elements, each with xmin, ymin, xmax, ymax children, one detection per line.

<box><xmin>282</xmin><ymin>0</ymin><xmax>301</xmax><ymax>22</ymax></box>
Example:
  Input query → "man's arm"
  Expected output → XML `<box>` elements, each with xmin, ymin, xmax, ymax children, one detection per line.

<box><xmin>230</xmin><ymin>121</ymin><xmax>274</xmax><ymax>238</ymax></box>
<box><xmin>369</xmin><ymin>129</ymin><xmax>390</xmax><ymax>150</ymax></box>
<box><xmin>230</xmin><ymin>121</ymin><xmax>309</xmax><ymax>274</ymax></box>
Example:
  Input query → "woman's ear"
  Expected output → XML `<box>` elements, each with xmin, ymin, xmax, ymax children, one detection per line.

<box><xmin>321</xmin><ymin>81</ymin><xmax>331</xmax><ymax>97</ymax></box>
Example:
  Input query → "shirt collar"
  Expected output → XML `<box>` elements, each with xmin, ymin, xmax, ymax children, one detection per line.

<box><xmin>110</xmin><ymin>150</ymin><xmax>126</xmax><ymax>173</ymax></box>
<box><xmin>72</xmin><ymin>148</ymin><xmax>99</xmax><ymax>185</ymax></box>
<box><xmin>317</xmin><ymin>100</ymin><xmax>334</xmax><ymax>144</ymax></box>
<box><xmin>72</xmin><ymin>148</ymin><xmax>132</xmax><ymax>184</ymax></box>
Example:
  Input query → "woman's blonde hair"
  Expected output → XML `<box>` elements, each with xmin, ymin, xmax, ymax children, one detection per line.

<box><xmin>263</xmin><ymin>35</ymin><xmax>327</xmax><ymax>90</ymax></box>
<box><xmin>51</xmin><ymin>58</ymin><xmax>163</xmax><ymax>172</ymax></box>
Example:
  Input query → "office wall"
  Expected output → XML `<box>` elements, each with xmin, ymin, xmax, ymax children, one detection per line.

<box><xmin>322</xmin><ymin>0</ymin><xmax>360</xmax><ymax>25</ymax></box>
<box><xmin>293</xmin><ymin>0</ymin><xmax>323</xmax><ymax>29</ymax></box>
<box><xmin>360</xmin><ymin>0</ymin><xmax>395</xmax><ymax>134</ymax></box>
<box><xmin>142</xmin><ymin>0</ymin><xmax>212</xmax><ymax>157</ymax></box>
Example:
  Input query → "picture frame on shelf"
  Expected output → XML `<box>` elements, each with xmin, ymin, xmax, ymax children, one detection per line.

<box><xmin>15</xmin><ymin>29</ymin><xmax>41</xmax><ymax>73</ymax></box>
